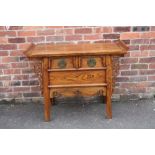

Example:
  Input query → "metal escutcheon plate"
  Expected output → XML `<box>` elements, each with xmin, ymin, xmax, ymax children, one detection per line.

<box><xmin>87</xmin><ymin>57</ymin><xmax>96</xmax><ymax>67</ymax></box>
<box><xmin>58</xmin><ymin>58</ymin><xmax>67</xmax><ymax>69</ymax></box>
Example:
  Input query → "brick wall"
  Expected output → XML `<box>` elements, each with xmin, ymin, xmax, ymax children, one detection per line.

<box><xmin>0</xmin><ymin>26</ymin><xmax>155</xmax><ymax>101</ymax></box>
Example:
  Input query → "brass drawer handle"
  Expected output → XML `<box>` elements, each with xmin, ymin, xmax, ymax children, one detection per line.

<box><xmin>58</xmin><ymin>58</ymin><xmax>67</xmax><ymax>69</ymax></box>
<box><xmin>87</xmin><ymin>57</ymin><xmax>96</xmax><ymax>67</ymax></box>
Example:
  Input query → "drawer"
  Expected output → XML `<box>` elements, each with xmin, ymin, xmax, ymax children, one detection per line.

<box><xmin>50</xmin><ymin>57</ymin><xmax>73</xmax><ymax>69</ymax></box>
<box><xmin>50</xmin><ymin>56</ymin><xmax>106</xmax><ymax>69</ymax></box>
<box><xmin>49</xmin><ymin>70</ymin><xmax>106</xmax><ymax>85</ymax></box>
<box><xmin>81</xmin><ymin>56</ymin><xmax>105</xmax><ymax>68</ymax></box>
<box><xmin>50</xmin><ymin>87</ymin><xmax>106</xmax><ymax>97</ymax></box>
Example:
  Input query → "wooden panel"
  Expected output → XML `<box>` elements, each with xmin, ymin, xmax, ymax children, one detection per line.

<box><xmin>50</xmin><ymin>87</ymin><xmax>106</xmax><ymax>97</ymax></box>
<box><xmin>81</xmin><ymin>56</ymin><xmax>105</xmax><ymax>68</ymax></box>
<box><xmin>24</xmin><ymin>40</ymin><xmax>128</xmax><ymax>58</ymax></box>
<box><xmin>50</xmin><ymin>70</ymin><xmax>105</xmax><ymax>85</ymax></box>
<box><xmin>50</xmin><ymin>57</ymin><xmax>73</xmax><ymax>69</ymax></box>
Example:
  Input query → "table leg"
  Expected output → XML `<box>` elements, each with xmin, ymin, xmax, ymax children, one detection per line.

<box><xmin>43</xmin><ymin>58</ymin><xmax>51</xmax><ymax>121</ymax></box>
<box><xmin>105</xmin><ymin>56</ymin><xmax>112</xmax><ymax>119</ymax></box>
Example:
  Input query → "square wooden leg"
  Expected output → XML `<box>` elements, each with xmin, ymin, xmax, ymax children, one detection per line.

<box><xmin>105</xmin><ymin>94</ymin><xmax>112</xmax><ymax>119</ymax></box>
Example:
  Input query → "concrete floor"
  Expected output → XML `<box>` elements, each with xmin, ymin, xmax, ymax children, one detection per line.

<box><xmin>0</xmin><ymin>98</ymin><xmax>155</xmax><ymax>129</ymax></box>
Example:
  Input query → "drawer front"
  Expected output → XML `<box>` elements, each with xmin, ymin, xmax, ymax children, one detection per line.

<box><xmin>50</xmin><ymin>70</ymin><xmax>105</xmax><ymax>85</ymax></box>
<box><xmin>50</xmin><ymin>56</ymin><xmax>105</xmax><ymax>69</ymax></box>
<box><xmin>50</xmin><ymin>57</ymin><xmax>73</xmax><ymax>69</ymax></box>
<box><xmin>50</xmin><ymin>87</ymin><xmax>106</xmax><ymax>97</ymax></box>
<box><xmin>81</xmin><ymin>56</ymin><xmax>105</xmax><ymax>68</ymax></box>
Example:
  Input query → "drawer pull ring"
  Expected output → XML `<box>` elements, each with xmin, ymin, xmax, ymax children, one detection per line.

<box><xmin>87</xmin><ymin>57</ymin><xmax>96</xmax><ymax>67</ymax></box>
<box><xmin>58</xmin><ymin>58</ymin><xmax>67</xmax><ymax>69</ymax></box>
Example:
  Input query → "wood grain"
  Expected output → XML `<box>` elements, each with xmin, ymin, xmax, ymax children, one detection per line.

<box><xmin>105</xmin><ymin>56</ymin><xmax>113</xmax><ymax>119</ymax></box>
<box><xmin>50</xmin><ymin>87</ymin><xmax>106</xmax><ymax>97</ymax></box>
<box><xmin>49</xmin><ymin>70</ymin><xmax>105</xmax><ymax>85</ymax></box>
<box><xmin>43</xmin><ymin>58</ymin><xmax>51</xmax><ymax>121</ymax></box>
<box><xmin>24</xmin><ymin>41</ymin><xmax>128</xmax><ymax>121</ymax></box>
<box><xmin>24</xmin><ymin>41</ymin><xmax>128</xmax><ymax>58</ymax></box>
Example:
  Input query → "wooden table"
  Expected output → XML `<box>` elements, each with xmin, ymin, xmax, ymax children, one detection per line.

<box><xmin>24</xmin><ymin>40</ymin><xmax>128</xmax><ymax>121</ymax></box>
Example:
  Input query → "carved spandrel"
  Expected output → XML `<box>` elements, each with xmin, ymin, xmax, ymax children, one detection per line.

<box><xmin>112</xmin><ymin>56</ymin><xmax>120</xmax><ymax>89</ymax></box>
<box><xmin>33</xmin><ymin>61</ymin><xmax>43</xmax><ymax>94</ymax></box>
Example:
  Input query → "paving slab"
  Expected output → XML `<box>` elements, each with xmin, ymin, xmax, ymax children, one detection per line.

<box><xmin>0</xmin><ymin>99</ymin><xmax>155</xmax><ymax>129</ymax></box>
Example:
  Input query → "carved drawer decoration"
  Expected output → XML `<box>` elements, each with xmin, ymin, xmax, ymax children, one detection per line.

<box><xmin>50</xmin><ymin>57</ymin><xmax>73</xmax><ymax>69</ymax></box>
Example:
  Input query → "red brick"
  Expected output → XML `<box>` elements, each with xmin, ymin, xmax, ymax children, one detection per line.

<box><xmin>31</xmin><ymin>86</ymin><xmax>40</xmax><ymax>91</ymax></box>
<box><xmin>2</xmin><ymin>57</ymin><xmax>19</xmax><ymax>63</ymax></box>
<box><xmin>84</xmin><ymin>34</ymin><xmax>102</xmax><ymax>40</ymax></box>
<box><xmin>116</xmin><ymin>77</ymin><xmax>129</xmax><ymax>82</ymax></box>
<box><xmin>0</xmin><ymin>75</ymin><xmax>11</xmax><ymax>80</ymax></box>
<box><xmin>0</xmin><ymin>63</ymin><xmax>10</xmax><ymax>69</ymax></box>
<box><xmin>112</xmin><ymin>88</ymin><xmax>123</xmax><ymax>94</ymax></box>
<box><xmin>130</xmin><ymin>51</ymin><xmax>148</xmax><ymax>57</ymax></box>
<box><xmin>95</xmin><ymin>27</ymin><xmax>112</xmax><ymax>33</ymax></box>
<box><xmin>55</xmin><ymin>29</ymin><xmax>74</xmax><ymax>35</ymax></box>
<box><xmin>0</xmin><ymin>44</ymin><xmax>17</xmax><ymax>50</ymax></box>
<box><xmin>0</xmin><ymin>87</ymin><xmax>12</xmax><ymax>92</ymax></box>
<box><xmin>11</xmin><ymin>62</ymin><xmax>28</xmax><ymax>68</ymax></box>
<box><xmin>23</xmin><ymin>26</ymin><xmax>44</xmax><ymax>30</ymax></box>
<box><xmin>103</xmin><ymin>34</ymin><xmax>120</xmax><ymax>39</ymax></box>
<box><xmin>65</xmin><ymin>35</ymin><xmax>82</xmax><ymax>41</ymax></box>
<box><xmin>75</xmin><ymin>28</ymin><xmax>92</xmax><ymax>34</ymax></box>
<box><xmin>113</xmin><ymin>27</ymin><xmax>131</xmax><ymax>32</ymax></box>
<box><xmin>139</xmin><ymin>70</ymin><xmax>155</xmax><ymax>75</ymax></box>
<box><xmin>129</xmin><ymin>45</ymin><xmax>139</xmax><ymax>51</ymax></box>
<box><xmin>131</xmin><ymin>39</ymin><xmax>150</xmax><ymax>45</ymax></box>
<box><xmin>13</xmin><ymin>87</ymin><xmax>30</xmax><ymax>92</ymax></box>
<box><xmin>46</xmin><ymin>26</ymin><xmax>64</xmax><ymax>29</ymax></box>
<box><xmin>18</xmin><ymin>31</ymin><xmax>36</xmax><ymax>36</ymax></box>
<box><xmin>140</xmin><ymin>32</ymin><xmax>155</xmax><ymax>38</ymax></box>
<box><xmin>120</xmin><ymin>32</ymin><xmax>140</xmax><ymax>39</ymax></box>
<box><xmin>149</xmin><ymin>64</ymin><xmax>155</xmax><ymax>69</ymax></box>
<box><xmin>23</xmin><ymin>92</ymin><xmax>41</xmax><ymax>97</ymax></box>
<box><xmin>12</xmin><ymin>75</ymin><xmax>29</xmax><ymax>80</ymax></box>
<box><xmin>37</xmin><ymin>30</ymin><xmax>55</xmax><ymax>36</ymax></box>
<box><xmin>121</xmin><ymin>58</ymin><xmax>138</xmax><ymax>64</ymax></box>
<box><xmin>10</xmin><ymin>50</ymin><xmax>24</xmax><ymax>56</ymax></box>
<box><xmin>0</xmin><ymin>31</ymin><xmax>16</xmax><ymax>37</ymax></box>
<box><xmin>8</xmin><ymin>38</ymin><xmax>25</xmax><ymax>43</ymax></box>
<box><xmin>139</xmin><ymin>57</ymin><xmax>155</xmax><ymax>63</ymax></box>
<box><xmin>130</xmin><ymin>51</ymin><xmax>141</xmax><ymax>57</ymax></box>
<box><xmin>121</xmin><ymin>70</ymin><xmax>138</xmax><ymax>76</ymax></box>
<box><xmin>141</xmin><ymin>51</ymin><xmax>149</xmax><ymax>57</ymax></box>
<box><xmin>0</xmin><ymin>26</ymin><xmax>5</xmax><ymax>30</ymax></box>
<box><xmin>129</xmin><ymin>76</ymin><xmax>147</xmax><ymax>82</ymax></box>
<box><xmin>150</xmin><ymin>26</ymin><xmax>155</xmax><ymax>31</ymax></box>
<box><xmin>10</xmin><ymin>81</ymin><xmax>21</xmax><ymax>86</ymax></box>
<box><xmin>0</xmin><ymin>38</ymin><xmax>8</xmax><ymax>44</ymax></box>
<box><xmin>148</xmin><ymin>76</ymin><xmax>155</xmax><ymax>81</ymax></box>
<box><xmin>22</xmin><ymin>80</ymin><xmax>39</xmax><ymax>86</ymax></box>
<box><xmin>3</xmin><ymin>69</ymin><xmax>21</xmax><ymax>74</ymax></box>
<box><xmin>119</xmin><ymin>64</ymin><xmax>130</xmax><ymax>70</ymax></box>
<box><xmin>131</xmin><ymin>64</ymin><xmax>148</xmax><ymax>69</ymax></box>
<box><xmin>140</xmin><ymin>45</ymin><xmax>155</xmax><ymax>50</ymax></box>
<box><xmin>0</xmin><ymin>51</ymin><xmax>8</xmax><ymax>56</ymax></box>
<box><xmin>149</xmin><ymin>51</ymin><xmax>155</xmax><ymax>56</ymax></box>
<box><xmin>127</xmin><ymin>87</ymin><xmax>146</xmax><ymax>93</ymax></box>
<box><xmin>27</xmin><ymin>37</ymin><xmax>45</xmax><ymax>43</ymax></box>
<box><xmin>121</xmin><ymin>83</ymin><xmax>138</xmax><ymax>88</ymax></box>
<box><xmin>9</xmin><ymin>26</ymin><xmax>23</xmax><ymax>30</ymax></box>
<box><xmin>46</xmin><ymin>36</ymin><xmax>64</xmax><ymax>42</ymax></box>
<box><xmin>22</xmin><ymin>68</ymin><xmax>34</xmax><ymax>74</ymax></box>
<box><xmin>0</xmin><ymin>70</ymin><xmax>3</xmax><ymax>74</ymax></box>
<box><xmin>18</xmin><ymin>43</ymin><xmax>31</xmax><ymax>50</ymax></box>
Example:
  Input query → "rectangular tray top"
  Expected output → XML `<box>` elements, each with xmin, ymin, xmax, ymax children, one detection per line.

<box><xmin>24</xmin><ymin>40</ymin><xmax>128</xmax><ymax>58</ymax></box>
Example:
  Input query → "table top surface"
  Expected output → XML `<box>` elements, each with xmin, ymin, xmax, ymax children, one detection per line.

<box><xmin>24</xmin><ymin>40</ymin><xmax>128</xmax><ymax>57</ymax></box>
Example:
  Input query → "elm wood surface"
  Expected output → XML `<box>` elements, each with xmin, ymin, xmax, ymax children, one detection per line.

<box><xmin>24</xmin><ymin>40</ymin><xmax>128</xmax><ymax>121</ymax></box>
